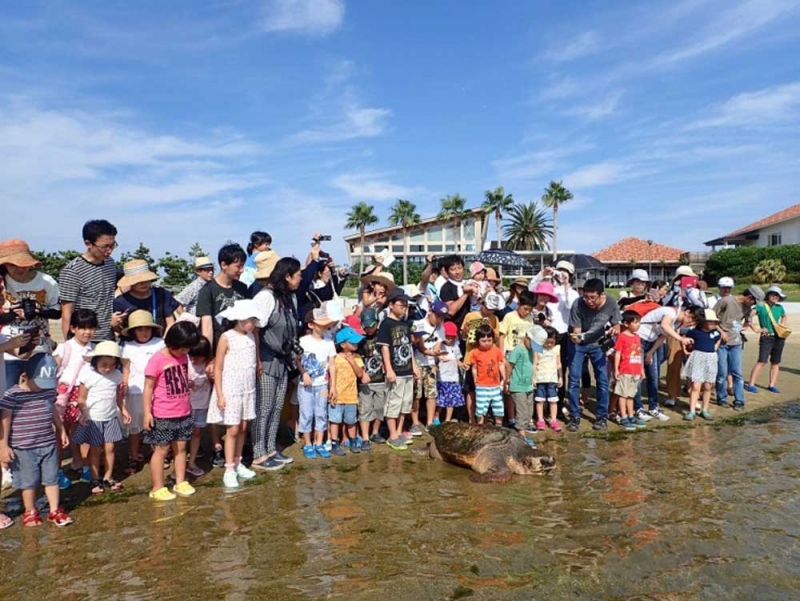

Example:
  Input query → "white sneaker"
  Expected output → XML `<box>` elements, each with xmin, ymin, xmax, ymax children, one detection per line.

<box><xmin>649</xmin><ymin>408</ymin><xmax>670</xmax><ymax>421</ymax></box>
<box><xmin>636</xmin><ymin>409</ymin><xmax>653</xmax><ymax>422</ymax></box>
<box><xmin>664</xmin><ymin>398</ymin><xmax>677</xmax><ymax>408</ymax></box>
<box><xmin>223</xmin><ymin>471</ymin><xmax>240</xmax><ymax>489</ymax></box>
<box><xmin>236</xmin><ymin>463</ymin><xmax>256</xmax><ymax>480</ymax></box>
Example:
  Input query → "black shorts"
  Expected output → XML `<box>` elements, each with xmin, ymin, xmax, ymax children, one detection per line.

<box><xmin>142</xmin><ymin>415</ymin><xmax>194</xmax><ymax>446</ymax></box>
<box><xmin>758</xmin><ymin>335</ymin><xmax>785</xmax><ymax>365</ymax></box>
<box><xmin>462</xmin><ymin>367</ymin><xmax>475</xmax><ymax>393</ymax></box>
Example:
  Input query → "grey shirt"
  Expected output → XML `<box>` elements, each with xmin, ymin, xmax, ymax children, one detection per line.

<box><xmin>569</xmin><ymin>296</ymin><xmax>621</xmax><ymax>346</ymax></box>
<box><xmin>715</xmin><ymin>295</ymin><xmax>748</xmax><ymax>346</ymax></box>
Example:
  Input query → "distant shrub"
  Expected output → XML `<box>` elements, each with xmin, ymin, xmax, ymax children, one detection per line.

<box><xmin>704</xmin><ymin>245</ymin><xmax>800</xmax><ymax>283</ymax></box>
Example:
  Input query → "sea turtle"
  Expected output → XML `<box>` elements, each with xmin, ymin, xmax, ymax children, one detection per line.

<box><xmin>428</xmin><ymin>422</ymin><xmax>555</xmax><ymax>483</ymax></box>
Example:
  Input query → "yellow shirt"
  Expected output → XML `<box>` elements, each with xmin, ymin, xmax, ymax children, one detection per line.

<box><xmin>499</xmin><ymin>311</ymin><xmax>533</xmax><ymax>354</ymax></box>
<box><xmin>462</xmin><ymin>310</ymin><xmax>500</xmax><ymax>359</ymax></box>
<box><xmin>334</xmin><ymin>354</ymin><xmax>363</xmax><ymax>404</ymax></box>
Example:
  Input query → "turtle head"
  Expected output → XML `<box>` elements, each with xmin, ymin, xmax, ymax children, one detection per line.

<box><xmin>523</xmin><ymin>452</ymin><xmax>556</xmax><ymax>474</ymax></box>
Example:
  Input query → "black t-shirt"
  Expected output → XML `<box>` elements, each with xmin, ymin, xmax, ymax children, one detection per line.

<box><xmin>358</xmin><ymin>334</ymin><xmax>385</xmax><ymax>384</ymax></box>
<box><xmin>114</xmin><ymin>287</ymin><xmax>181</xmax><ymax>335</ymax></box>
<box><xmin>376</xmin><ymin>317</ymin><xmax>413</xmax><ymax>377</ymax></box>
<box><xmin>440</xmin><ymin>281</ymin><xmax>469</xmax><ymax>328</ymax></box>
<box><xmin>195</xmin><ymin>279</ymin><xmax>248</xmax><ymax>349</ymax></box>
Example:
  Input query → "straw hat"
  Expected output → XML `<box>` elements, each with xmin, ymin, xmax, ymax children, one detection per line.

<box><xmin>215</xmin><ymin>299</ymin><xmax>268</xmax><ymax>326</ymax></box>
<box><xmin>361</xmin><ymin>271</ymin><xmax>396</xmax><ymax>292</ymax></box>
<box><xmin>254</xmin><ymin>250</ymin><xmax>280</xmax><ymax>280</ymax></box>
<box><xmin>0</xmin><ymin>239</ymin><xmax>41</xmax><ymax>268</ymax></box>
<box><xmin>84</xmin><ymin>341</ymin><xmax>128</xmax><ymax>364</ymax></box>
<box><xmin>485</xmin><ymin>267</ymin><xmax>501</xmax><ymax>283</ymax></box>
<box><xmin>703</xmin><ymin>309</ymin><xmax>720</xmax><ymax>323</ymax></box>
<box><xmin>118</xmin><ymin>259</ymin><xmax>159</xmax><ymax>288</ymax></box>
<box><xmin>121</xmin><ymin>310</ymin><xmax>164</xmax><ymax>336</ymax></box>
<box><xmin>674</xmin><ymin>265</ymin><xmax>697</xmax><ymax>278</ymax></box>
<box><xmin>511</xmin><ymin>276</ymin><xmax>529</xmax><ymax>289</ymax></box>
<box><xmin>194</xmin><ymin>256</ymin><xmax>213</xmax><ymax>270</ymax></box>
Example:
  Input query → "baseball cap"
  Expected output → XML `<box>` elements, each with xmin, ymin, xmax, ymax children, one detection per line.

<box><xmin>526</xmin><ymin>325</ymin><xmax>548</xmax><ymax>353</ymax></box>
<box><xmin>25</xmin><ymin>352</ymin><xmax>58</xmax><ymax>390</ymax></box>
<box><xmin>342</xmin><ymin>314</ymin><xmax>366</xmax><ymax>335</ymax></box>
<box><xmin>746</xmin><ymin>285</ymin><xmax>765</xmax><ymax>302</ymax></box>
<box><xmin>430</xmin><ymin>300</ymin><xmax>449</xmax><ymax>316</ymax></box>
<box><xmin>335</xmin><ymin>326</ymin><xmax>365</xmax><ymax>346</ymax></box>
<box><xmin>627</xmin><ymin>269</ymin><xmax>650</xmax><ymax>284</ymax></box>
<box><xmin>360</xmin><ymin>307</ymin><xmax>379</xmax><ymax>328</ymax></box>
<box><xmin>717</xmin><ymin>276</ymin><xmax>734</xmax><ymax>288</ymax></box>
<box><xmin>443</xmin><ymin>322</ymin><xmax>458</xmax><ymax>337</ymax></box>
<box><xmin>387</xmin><ymin>288</ymin><xmax>410</xmax><ymax>303</ymax></box>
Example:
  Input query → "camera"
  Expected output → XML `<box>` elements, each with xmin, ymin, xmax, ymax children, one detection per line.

<box><xmin>313</xmin><ymin>235</ymin><xmax>332</xmax><ymax>242</ymax></box>
<box><xmin>16</xmin><ymin>298</ymin><xmax>39</xmax><ymax>321</ymax></box>
<box><xmin>282</xmin><ymin>338</ymin><xmax>304</xmax><ymax>359</ymax></box>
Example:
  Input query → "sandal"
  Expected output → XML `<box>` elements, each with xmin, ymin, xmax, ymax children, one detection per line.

<box><xmin>125</xmin><ymin>460</ymin><xmax>139</xmax><ymax>476</ymax></box>
<box><xmin>0</xmin><ymin>513</ymin><xmax>13</xmax><ymax>530</ymax></box>
<box><xmin>103</xmin><ymin>479</ymin><xmax>124</xmax><ymax>492</ymax></box>
<box><xmin>22</xmin><ymin>509</ymin><xmax>42</xmax><ymax>527</ymax></box>
<box><xmin>90</xmin><ymin>480</ymin><xmax>106</xmax><ymax>495</ymax></box>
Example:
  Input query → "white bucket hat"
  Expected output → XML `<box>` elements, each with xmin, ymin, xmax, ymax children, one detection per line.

<box><xmin>765</xmin><ymin>285</ymin><xmax>786</xmax><ymax>301</ymax></box>
<box><xmin>216</xmin><ymin>299</ymin><xmax>268</xmax><ymax>326</ymax></box>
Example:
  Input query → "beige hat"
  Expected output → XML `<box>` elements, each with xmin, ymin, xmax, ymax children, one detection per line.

<box><xmin>254</xmin><ymin>250</ymin><xmax>280</xmax><ymax>280</ymax></box>
<box><xmin>485</xmin><ymin>267</ymin><xmax>501</xmax><ymax>283</ymax></box>
<box><xmin>674</xmin><ymin>265</ymin><xmax>697</xmax><ymax>278</ymax></box>
<box><xmin>0</xmin><ymin>239</ymin><xmax>41</xmax><ymax>268</ymax></box>
<box><xmin>555</xmin><ymin>260</ymin><xmax>575</xmax><ymax>275</ymax></box>
<box><xmin>84</xmin><ymin>340</ymin><xmax>128</xmax><ymax>364</ymax></box>
<box><xmin>194</xmin><ymin>256</ymin><xmax>213</xmax><ymax>270</ymax></box>
<box><xmin>511</xmin><ymin>276</ymin><xmax>529</xmax><ymax>289</ymax></box>
<box><xmin>361</xmin><ymin>271</ymin><xmax>396</xmax><ymax>292</ymax></box>
<box><xmin>703</xmin><ymin>309</ymin><xmax>720</xmax><ymax>323</ymax></box>
<box><xmin>121</xmin><ymin>310</ymin><xmax>163</xmax><ymax>336</ymax></box>
<box><xmin>118</xmin><ymin>259</ymin><xmax>159</xmax><ymax>288</ymax></box>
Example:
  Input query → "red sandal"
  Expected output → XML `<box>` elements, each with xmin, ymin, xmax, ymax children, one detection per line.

<box><xmin>47</xmin><ymin>508</ymin><xmax>74</xmax><ymax>528</ymax></box>
<box><xmin>22</xmin><ymin>509</ymin><xmax>42</xmax><ymax>527</ymax></box>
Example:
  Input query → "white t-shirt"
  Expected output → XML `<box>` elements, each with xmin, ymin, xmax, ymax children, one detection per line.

<box><xmin>437</xmin><ymin>344</ymin><xmax>462</xmax><ymax>383</ymax></box>
<box><xmin>54</xmin><ymin>339</ymin><xmax>94</xmax><ymax>389</ymax></box>
<box><xmin>78</xmin><ymin>365</ymin><xmax>123</xmax><ymax>421</ymax></box>
<box><xmin>638</xmin><ymin>307</ymin><xmax>677</xmax><ymax>343</ymax></box>
<box><xmin>412</xmin><ymin>317</ymin><xmax>445</xmax><ymax>367</ymax></box>
<box><xmin>122</xmin><ymin>338</ymin><xmax>166</xmax><ymax>394</ymax></box>
<box><xmin>2</xmin><ymin>271</ymin><xmax>61</xmax><ymax>362</ymax></box>
<box><xmin>188</xmin><ymin>360</ymin><xmax>211</xmax><ymax>410</ymax></box>
<box><xmin>299</xmin><ymin>335</ymin><xmax>336</xmax><ymax>387</ymax></box>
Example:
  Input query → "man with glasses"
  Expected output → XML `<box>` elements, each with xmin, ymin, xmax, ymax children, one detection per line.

<box><xmin>59</xmin><ymin>220</ymin><xmax>122</xmax><ymax>342</ymax></box>
<box><xmin>566</xmin><ymin>278</ymin><xmax>621</xmax><ymax>432</ymax></box>
<box><xmin>175</xmin><ymin>257</ymin><xmax>215</xmax><ymax>316</ymax></box>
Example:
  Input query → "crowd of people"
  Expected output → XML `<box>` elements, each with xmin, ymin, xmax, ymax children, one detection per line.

<box><xmin>0</xmin><ymin>219</ymin><xmax>791</xmax><ymax>528</ymax></box>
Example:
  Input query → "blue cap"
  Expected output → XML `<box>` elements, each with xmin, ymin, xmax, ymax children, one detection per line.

<box><xmin>25</xmin><ymin>353</ymin><xmax>58</xmax><ymax>390</ymax></box>
<box><xmin>430</xmin><ymin>300</ymin><xmax>449</xmax><ymax>316</ymax></box>
<box><xmin>336</xmin><ymin>326</ymin><xmax>365</xmax><ymax>346</ymax></box>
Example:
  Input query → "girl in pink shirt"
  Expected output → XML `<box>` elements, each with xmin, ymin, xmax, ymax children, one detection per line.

<box><xmin>142</xmin><ymin>321</ymin><xmax>201</xmax><ymax>502</ymax></box>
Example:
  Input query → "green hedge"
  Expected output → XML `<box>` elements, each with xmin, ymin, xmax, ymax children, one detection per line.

<box><xmin>704</xmin><ymin>245</ymin><xmax>800</xmax><ymax>283</ymax></box>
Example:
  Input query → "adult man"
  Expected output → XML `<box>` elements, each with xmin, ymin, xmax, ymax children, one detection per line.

<box><xmin>566</xmin><ymin>278</ymin><xmax>620</xmax><ymax>432</ymax></box>
<box><xmin>438</xmin><ymin>255</ymin><xmax>478</xmax><ymax>331</ymax></box>
<box><xmin>175</xmin><ymin>256</ymin><xmax>215</xmax><ymax>315</ymax></box>
<box><xmin>715</xmin><ymin>285</ymin><xmax>764</xmax><ymax>410</ymax></box>
<box><xmin>59</xmin><ymin>220</ymin><xmax>122</xmax><ymax>342</ymax></box>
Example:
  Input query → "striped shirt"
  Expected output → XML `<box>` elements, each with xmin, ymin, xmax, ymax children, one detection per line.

<box><xmin>59</xmin><ymin>256</ymin><xmax>117</xmax><ymax>342</ymax></box>
<box><xmin>0</xmin><ymin>386</ymin><xmax>56</xmax><ymax>449</ymax></box>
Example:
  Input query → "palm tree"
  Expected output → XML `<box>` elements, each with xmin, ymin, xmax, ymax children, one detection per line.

<box><xmin>541</xmin><ymin>180</ymin><xmax>573</xmax><ymax>262</ymax></box>
<box><xmin>437</xmin><ymin>194</ymin><xmax>471</xmax><ymax>251</ymax></box>
<box><xmin>388</xmin><ymin>199</ymin><xmax>421</xmax><ymax>285</ymax></box>
<box><xmin>482</xmin><ymin>186</ymin><xmax>514</xmax><ymax>250</ymax></box>
<box><xmin>345</xmin><ymin>202</ymin><xmax>379</xmax><ymax>275</ymax></box>
<box><xmin>502</xmin><ymin>201</ymin><xmax>553</xmax><ymax>252</ymax></box>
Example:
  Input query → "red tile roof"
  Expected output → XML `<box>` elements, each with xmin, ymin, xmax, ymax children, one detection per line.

<box><xmin>720</xmin><ymin>202</ymin><xmax>800</xmax><ymax>239</ymax></box>
<box><xmin>592</xmin><ymin>237</ymin><xmax>685</xmax><ymax>263</ymax></box>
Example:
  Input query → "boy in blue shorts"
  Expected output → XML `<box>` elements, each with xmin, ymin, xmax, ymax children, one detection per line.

<box><xmin>330</xmin><ymin>326</ymin><xmax>367</xmax><ymax>455</ymax></box>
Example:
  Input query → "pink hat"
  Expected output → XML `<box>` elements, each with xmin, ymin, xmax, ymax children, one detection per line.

<box><xmin>469</xmin><ymin>261</ymin><xmax>486</xmax><ymax>278</ymax></box>
<box><xmin>532</xmin><ymin>280</ymin><xmax>558</xmax><ymax>304</ymax></box>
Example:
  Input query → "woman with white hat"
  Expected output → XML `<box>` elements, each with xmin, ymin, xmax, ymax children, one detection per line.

<box><xmin>746</xmin><ymin>285</ymin><xmax>789</xmax><ymax>394</ymax></box>
<box><xmin>113</xmin><ymin>259</ymin><xmax>182</xmax><ymax>336</ymax></box>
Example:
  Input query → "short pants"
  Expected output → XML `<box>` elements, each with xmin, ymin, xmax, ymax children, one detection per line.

<box><xmin>192</xmin><ymin>408</ymin><xmax>208</xmax><ymax>429</ymax></box>
<box><xmin>297</xmin><ymin>384</ymin><xmax>328</xmax><ymax>433</ymax></box>
<box><xmin>511</xmin><ymin>391</ymin><xmax>533</xmax><ymax>424</ymax></box>
<box><xmin>613</xmin><ymin>374</ymin><xmax>641</xmax><ymax>399</ymax></box>
<box><xmin>415</xmin><ymin>365</ymin><xmax>438</xmax><ymax>400</ymax></box>
<box><xmin>11</xmin><ymin>443</ymin><xmax>58</xmax><ymax>490</ymax></box>
<box><xmin>475</xmin><ymin>385</ymin><xmax>504</xmax><ymax>418</ymax></box>
<box><xmin>758</xmin><ymin>335</ymin><xmax>786</xmax><ymax>365</ymax></box>
<box><xmin>328</xmin><ymin>403</ymin><xmax>358</xmax><ymax>425</ymax></box>
<box><xmin>534</xmin><ymin>382</ymin><xmax>559</xmax><ymax>403</ymax></box>
<box><xmin>73</xmin><ymin>418</ymin><xmax>125</xmax><ymax>446</ymax></box>
<box><xmin>142</xmin><ymin>414</ymin><xmax>194</xmax><ymax>446</ymax></box>
<box><xmin>358</xmin><ymin>384</ymin><xmax>386</xmax><ymax>422</ymax></box>
<box><xmin>385</xmin><ymin>376</ymin><xmax>414</xmax><ymax>419</ymax></box>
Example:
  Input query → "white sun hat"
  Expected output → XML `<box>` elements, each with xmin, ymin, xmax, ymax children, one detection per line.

<box><xmin>216</xmin><ymin>299</ymin><xmax>268</xmax><ymax>326</ymax></box>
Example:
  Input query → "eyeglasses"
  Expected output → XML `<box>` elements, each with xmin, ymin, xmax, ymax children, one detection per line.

<box><xmin>197</xmin><ymin>267</ymin><xmax>214</xmax><ymax>272</ymax></box>
<box><xmin>92</xmin><ymin>241</ymin><xmax>118</xmax><ymax>252</ymax></box>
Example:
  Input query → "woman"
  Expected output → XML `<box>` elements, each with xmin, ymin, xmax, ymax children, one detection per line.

<box><xmin>357</xmin><ymin>271</ymin><xmax>395</xmax><ymax>317</ymax></box>
<box><xmin>251</xmin><ymin>257</ymin><xmax>303</xmax><ymax>471</ymax></box>
<box><xmin>299</xmin><ymin>261</ymin><xmax>347</xmax><ymax>324</ymax></box>
<box><xmin>113</xmin><ymin>259</ymin><xmax>181</xmax><ymax>336</ymax></box>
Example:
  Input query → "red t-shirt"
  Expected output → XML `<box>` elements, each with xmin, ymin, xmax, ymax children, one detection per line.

<box><xmin>468</xmin><ymin>345</ymin><xmax>505</xmax><ymax>387</ymax></box>
<box><xmin>614</xmin><ymin>332</ymin><xmax>643</xmax><ymax>376</ymax></box>
<box><xmin>144</xmin><ymin>350</ymin><xmax>191</xmax><ymax>419</ymax></box>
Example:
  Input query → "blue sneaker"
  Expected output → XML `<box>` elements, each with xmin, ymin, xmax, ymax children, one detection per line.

<box><xmin>274</xmin><ymin>451</ymin><xmax>294</xmax><ymax>464</ymax></box>
<box><xmin>432</xmin><ymin>418</ymin><xmax>441</xmax><ymax>427</ymax></box>
<box><xmin>768</xmin><ymin>386</ymin><xmax>780</xmax><ymax>394</ymax></box>
<box><xmin>302</xmin><ymin>444</ymin><xmax>317</xmax><ymax>459</ymax></box>
<box><xmin>745</xmin><ymin>384</ymin><xmax>758</xmax><ymax>393</ymax></box>
<box><xmin>80</xmin><ymin>466</ymin><xmax>92</xmax><ymax>483</ymax></box>
<box><xmin>522</xmin><ymin>437</ymin><xmax>537</xmax><ymax>449</ymax></box>
<box><xmin>351</xmin><ymin>438</ymin><xmax>361</xmax><ymax>454</ymax></box>
<box><xmin>360</xmin><ymin>440</ymin><xmax>372</xmax><ymax>452</ymax></box>
<box><xmin>631</xmin><ymin>416</ymin><xmax>647</xmax><ymax>429</ymax></box>
<box><xmin>58</xmin><ymin>470</ymin><xmax>72</xmax><ymax>490</ymax></box>
<box><xmin>315</xmin><ymin>444</ymin><xmax>331</xmax><ymax>459</ymax></box>
<box><xmin>621</xmin><ymin>417</ymin><xmax>636</xmax><ymax>431</ymax></box>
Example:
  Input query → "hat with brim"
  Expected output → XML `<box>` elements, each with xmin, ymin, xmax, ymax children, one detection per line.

<box><xmin>194</xmin><ymin>256</ymin><xmax>213</xmax><ymax>270</ymax></box>
<box><xmin>0</xmin><ymin>239</ymin><xmax>41</xmax><ymax>268</ymax></box>
<box><xmin>309</xmin><ymin>302</ymin><xmax>340</xmax><ymax>327</ymax></box>
<box><xmin>361</xmin><ymin>272</ymin><xmax>396</xmax><ymax>292</ymax></box>
<box><xmin>526</xmin><ymin>325</ymin><xmax>548</xmax><ymax>353</ymax></box>
<box><xmin>215</xmin><ymin>299</ymin><xmax>268</xmax><ymax>327</ymax></box>
<box><xmin>387</xmin><ymin>288</ymin><xmax>410</xmax><ymax>304</ymax></box>
<box><xmin>121</xmin><ymin>309</ymin><xmax>164</xmax><ymax>336</ymax></box>
<box><xmin>254</xmin><ymin>250</ymin><xmax>280</xmax><ymax>280</ymax></box>
<box><xmin>555</xmin><ymin>260</ymin><xmax>575</xmax><ymax>275</ymax></box>
<box><xmin>627</xmin><ymin>269</ymin><xmax>650</xmax><ymax>285</ymax></box>
<box><xmin>765</xmin><ymin>285</ymin><xmax>786</xmax><ymax>301</ymax></box>
<box><xmin>511</xmin><ymin>277</ymin><xmax>529</xmax><ymax>289</ymax></box>
<box><xmin>717</xmin><ymin>277</ymin><xmax>734</xmax><ymax>288</ymax></box>
<box><xmin>342</xmin><ymin>314</ymin><xmax>366</xmax><ymax>336</ymax></box>
<box><xmin>674</xmin><ymin>265</ymin><xmax>697</xmax><ymax>279</ymax></box>
<box><xmin>485</xmin><ymin>267</ymin><xmax>501</xmax><ymax>283</ymax></box>
<box><xmin>532</xmin><ymin>281</ymin><xmax>558</xmax><ymax>304</ymax></box>
<box><xmin>403</xmin><ymin>284</ymin><xmax>422</xmax><ymax>298</ymax></box>
<box><xmin>703</xmin><ymin>309</ymin><xmax>720</xmax><ymax>323</ymax></box>
<box><xmin>118</xmin><ymin>259</ymin><xmax>159</xmax><ymax>288</ymax></box>
<box><xmin>84</xmin><ymin>341</ymin><xmax>128</xmax><ymax>364</ymax></box>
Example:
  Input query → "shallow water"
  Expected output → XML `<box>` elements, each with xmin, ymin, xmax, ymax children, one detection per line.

<box><xmin>2</xmin><ymin>405</ymin><xmax>800</xmax><ymax>601</ymax></box>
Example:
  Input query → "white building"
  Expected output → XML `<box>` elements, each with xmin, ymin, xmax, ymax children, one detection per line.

<box><xmin>705</xmin><ymin>202</ymin><xmax>800</xmax><ymax>249</ymax></box>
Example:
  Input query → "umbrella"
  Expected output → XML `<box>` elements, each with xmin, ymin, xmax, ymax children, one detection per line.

<box><xmin>468</xmin><ymin>249</ymin><xmax>531</xmax><ymax>269</ymax></box>
<box><xmin>562</xmin><ymin>253</ymin><xmax>607</xmax><ymax>273</ymax></box>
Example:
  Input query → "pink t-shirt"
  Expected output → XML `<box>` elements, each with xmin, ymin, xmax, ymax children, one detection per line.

<box><xmin>144</xmin><ymin>350</ymin><xmax>191</xmax><ymax>419</ymax></box>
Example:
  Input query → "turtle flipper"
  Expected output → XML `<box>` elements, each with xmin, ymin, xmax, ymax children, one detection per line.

<box><xmin>429</xmin><ymin>439</ymin><xmax>443</xmax><ymax>461</ymax></box>
<box><xmin>469</xmin><ymin>468</ymin><xmax>512</xmax><ymax>483</ymax></box>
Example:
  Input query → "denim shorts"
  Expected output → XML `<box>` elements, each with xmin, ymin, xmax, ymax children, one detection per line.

<box><xmin>534</xmin><ymin>382</ymin><xmax>558</xmax><ymax>403</ymax></box>
<box><xmin>192</xmin><ymin>408</ymin><xmax>208</xmax><ymax>429</ymax></box>
<box><xmin>12</xmin><ymin>443</ymin><xmax>59</xmax><ymax>490</ymax></box>
<box><xmin>297</xmin><ymin>384</ymin><xmax>328</xmax><ymax>433</ymax></box>
<box><xmin>328</xmin><ymin>403</ymin><xmax>358</xmax><ymax>425</ymax></box>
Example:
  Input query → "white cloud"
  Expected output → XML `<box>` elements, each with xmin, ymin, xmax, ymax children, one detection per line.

<box><xmin>261</xmin><ymin>0</ymin><xmax>344</xmax><ymax>36</ymax></box>
<box><xmin>686</xmin><ymin>81</ymin><xmax>800</xmax><ymax>129</ymax></box>
<box><xmin>539</xmin><ymin>77</ymin><xmax>584</xmax><ymax>101</ymax></box>
<box><xmin>563</xmin><ymin>91</ymin><xmax>624</xmax><ymax>120</ymax></box>
<box><xmin>491</xmin><ymin>143</ymin><xmax>595</xmax><ymax>181</ymax></box>
<box><xmin>287</xmin><ymin>103</ymin><xmax>390</xmax><ymax>144</ymax></box>
<box><xmin>329</xmin><ymin>172</ymin><xmax>420</xmax><ymax>201</ymax></box>
<box><xmin>543</xmin><ymin>31</ymin><xmax>599</xmax><ymax>62</ymax></box>
<box><xmin>562</xmin><ymin>161</ymin><xmax>634</xmax><ymax>189</ymax></box>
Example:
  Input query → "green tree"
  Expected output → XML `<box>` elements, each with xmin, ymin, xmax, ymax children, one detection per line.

<box><xmin>541</xmin><ymin>181</ymin><xmax>573</xmax><ymax>261</ymax></box>
<box><xmin>502</xmin><ymin>201</ymin><xmax>553</xmax><ymax>252</ymax></box>
<box><xmin>388</xmin><ymin>199</ymin><xmax>421</xmax><ymax>285</ymax></box>
<box><xmin>481</xmin><ymin>186</ymin><xmax>514</xmax><ymax>250</ymax></box>
<box><xmin>753</xmin><ymin>258</ymin><xmax>787</xmax><ymax>284</ymax></box>
<box><xmin>345</xmin><ymin>202</ymin><xmax>380</xmax><ymax>275</ymax></box>
<box><xmin>437</xmin><ymin>194</ymin><xmax>471</xmax><ymax>251</ymax></box>
<box><xmin>188</xmin><ymin>243</ymin><xmax>207</xmax><ymax>260</ymax></box>
<box><xmin>158</xmin><ymin>252</ymin><xmax>193</xmax><ymax>290</ymax></box>
<box><xmin>119</xmin><ymin>242</ymin><xmax>156</xmax><ymax>270</ymax></box>
<box><xmin>32</xmin><ymin>250</ymin><xmax>81</xmax><ymax>280</ymax></box>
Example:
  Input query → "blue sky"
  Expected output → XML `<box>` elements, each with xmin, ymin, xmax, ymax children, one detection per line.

<box><xmin>2</xmin><ymin>0</ymin><xmax>800</xmax><ymax>264</ymax></box>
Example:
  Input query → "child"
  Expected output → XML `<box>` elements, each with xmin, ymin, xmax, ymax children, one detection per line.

<box><xmin>499</xmin><ymin>290</ymin><xmax>535</xmax><ymax>425</ymax></box>
<box><xmin>435</xmin><ymin>322</ymin><xmax>465</xmax><ymax>424</ymax></box>
<box><xmin>682</xmin><ymin>309</ymin><xmax>722</xmax><ymax>421</ymax></box>
<box><xmin>506</xmin><ymin>326</ymin><xmax>536</xmax><ymax>435</ymax></box>
<box><xmin>533</xmin><ymin>326</ymin><xmax>563</xmax><ymax>431</ymax></box>
<box><xmin>121</xmin><ymin>310</ymin><xmax>165</xmax><ymax>474</ymax></box>
<box><xmin>330</xmin><ymin>326</ymin><xmax>367</xmax><ymax>455</ymax></box>
<box><xmin>468</xmin><ymin>324</ymin><xmax>506</xmax><ymax>426</ymax></box>
<box><xmin>377</xmin><ymin>288</ymin><xmax>420</xmax><ymax>450</ymax></box>
<box><xmin>412</xmin><ymin>300</ymin><xmax>449</xmax><ymax>432</ymax></box>
<box><xmin>0</xmin><ymin>353</ymin><xmax>73</xmax><ymax>528</ymax></box>
<box><xmin>207</xmin><ymin>300</ymin><xmax>263</xmax><ymax>489</ymax></box>
<box><xmin>187</xmin><ymin>337</ymin><xmax>212</xmax><ymax>477</ymax></box>
<box><xmin>461</xmin><ymin>291</ymin><xmax>504</xmax><ymax>423</ymax></box>
<box><xmin>613</xmin><ymin>312</ymin><xmax>646</xmax><ymax>431</ymax></box>
<box><xmin>73</xmin><ymin>341</ymin><xmax>130</xmax><ymax>494</ymax></box>
<box><xmin>53</xmin><ymin>308</ymin><xmax>97</xmax><ymax>485</ymax></box>
<box><xmin>142</xmin><ymin>320</ymin><xmax>201</xmax><ymax>501</ymax></box>
<box><xmin>747</xmin><ymin>286</ymin><xmax>789</xmax><ymax>394</ymax></box>
<box><xmin>357</xmin><ymin>308</ymin><xmax>387</xmax><ymax>450</ymax></box>
<box><xmin>297</xmin><ymin>306</ymin><xmax>337</xmax><ymax>459</ymax></box>
<box><xmin>465</xmin><ymin>261</ymin><xmax>489</xmax><ymax>311</ymax></box>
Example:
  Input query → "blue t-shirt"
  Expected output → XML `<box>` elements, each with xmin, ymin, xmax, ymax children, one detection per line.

<box><xmin>687</xmin><ymin>328</ymin><xmax>720</xmax><ymax>353</ymax></box>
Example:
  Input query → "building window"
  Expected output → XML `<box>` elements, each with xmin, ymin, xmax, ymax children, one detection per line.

<box><xmin>768</xmin><ymin>232</ymin><xmax>782</xmax><ymax>246</ymax></box>
<box><xmin>428</xmin><ymin>244</ymin><xmax>442</xmax><ymax>253</ymax></box>
<box><xmin>463</xmin><ymin>219</ymin><xmax>475</xmax><ymax>242</ymax></box>
<box><xmin>428</xmin><ymin>226</ymin><xmax>442</xmax><ymax>242</ymax></box>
